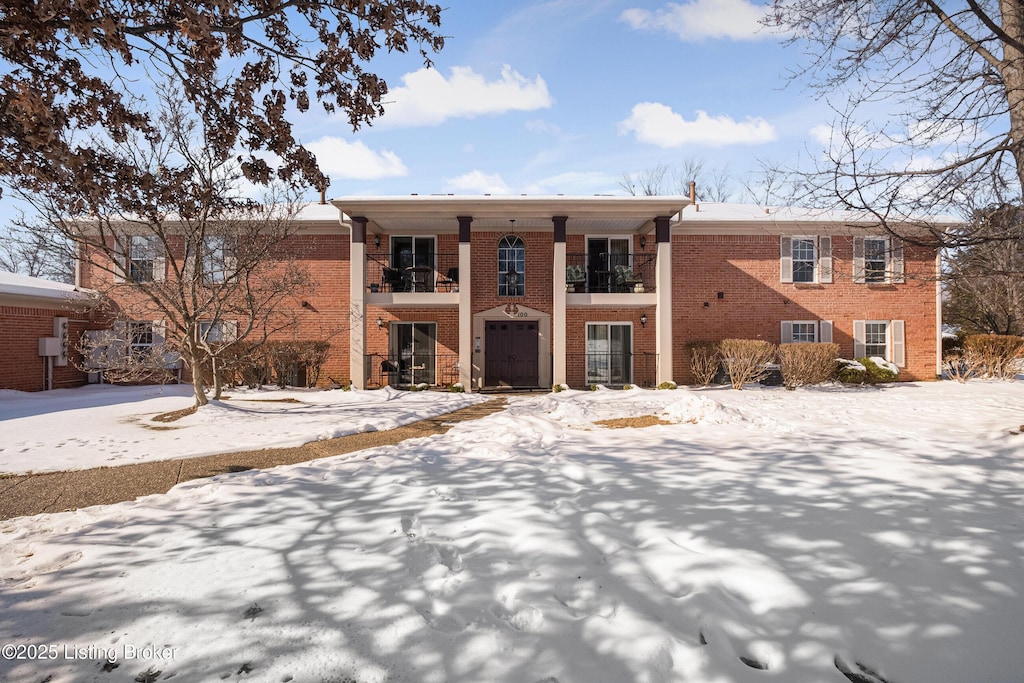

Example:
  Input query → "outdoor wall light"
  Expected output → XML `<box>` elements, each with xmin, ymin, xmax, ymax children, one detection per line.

<box><xmin>373</xmin><ymin>234</ymin><xmax>381</xmax><ymax>248</ymax></box>
<box><xmin>640</xmin><ymin>235</ymin><xmax>646</xmax><ymax>249</ymax></box>
<box><xmin>640</xmin><ymin>314</ymin><xmax>647</xmax><ymax>328</ymax></box>
<box><xmin>376</xmin><ymin>316</ymin><xmax>385</xmax><ymax>329</ymax></box>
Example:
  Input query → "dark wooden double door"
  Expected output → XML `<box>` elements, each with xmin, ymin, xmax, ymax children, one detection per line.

<box><xmin>485</xmin><ymin>320</ymin><xmax>539</xmax><ymax>387</ymax></box>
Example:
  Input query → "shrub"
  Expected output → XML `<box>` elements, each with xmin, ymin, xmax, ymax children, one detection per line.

<box><xmin>718</xmin><ymin>339</ymin><xmax>776</xmax><ymax>389</ymax></box>
<box><xmin>657</xmin><ymin>381</ymin><xmax>677</xmax><ymax>390</ymax></box>
<box><xmin>963</xmin><ymin>334</ymin><xmax>1024</xmax><ymax>380</ymax></box>
<box><xmin>552</xmin><ymin>383</ymin><xmax>568</xmax><ymax>393</ymax></box>
<box><xmin>837</xmin><ymin>357</ymin><xmax>898</xmax><ymax>384</ymax></box>
<box><xmin>449</xmin><ymin>383</ymin><xmax>465</xmax><ymax>393</ymax></box>
<box><xmin>942</xmin><ymin>332</ymin><xmax>965</xmax><ymax>358</ymax></box>
<box><xmin>778</xmin><ymin>343</ymin><xmax>839</xmax><ymax>389</ymax></box>
<box><xmin>622</xmin><ymin>383</ymin><xmax>633</xmax><ymax>390</ymax></box>
<box><xmin>943</xmin><ymin>353</ymin><xmax>975</xmax><ymax>383</ymax></box>
<box><xmin>686</xmin><ymin>342</ymin><xmax>720</xmax><ymax>387</ymax></box>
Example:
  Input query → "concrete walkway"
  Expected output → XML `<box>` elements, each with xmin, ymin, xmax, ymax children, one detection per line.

<box><xmin>0</xmin><ymin>397</ymin><xmax>507</xmax><ymax>521</ymax></box>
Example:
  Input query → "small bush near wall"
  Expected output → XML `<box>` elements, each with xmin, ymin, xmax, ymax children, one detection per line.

<box><xmin>216</xmin><ymin>341</ymin><xmax>331</xmax><ymax>388</ymax></box>
<box><xmin>718</xmin><ymin>339</ymin><xmax>776</xmax><ymax>390</ymax></box>
<box><xmin>963</xmin><ymin>334</ymin><xmax>1024</xmax><ymax>380</ymax></box>
<box><xmin>837</xmin><ymin>357</ymin><xmax>897</xmax><ymax>384</ymax></box>
<box><xmin>779</xmin><ymin>343</ymin><xmax>839</xmax><ymax>390</ymax></box>
<box><xmin>686</xmin><ymin>342</ymin><xmax>720</xmax><ymax>387</ymax></box>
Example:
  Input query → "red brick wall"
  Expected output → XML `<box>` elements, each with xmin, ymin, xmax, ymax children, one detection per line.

<box><xmin>671</xmin><ymin>234</ymin><xmax>938</xmax><ymax>382</ymax></box>
<box><xmin>81</xmin><ymin>232</ymin><xmax>353</xmax><ymax>386</ymax></box>
<box><xmin>472</xmin><ymin>231</ymin><xmax>553</xmax><ymax>319</ymax></box>
<box><xmin>0</xmin><ymin>305</ymin><xmax>106</xmax><ymax>392</ymax></box>
<box><xmin>565</xmin><ymin>307</ymin><xmax>658</xmax><ymax>387</ymax></box>
<box><xmin>81</xmin><ymin>227</ymin><xmax>939</xmax><ymax>389</ymax></box>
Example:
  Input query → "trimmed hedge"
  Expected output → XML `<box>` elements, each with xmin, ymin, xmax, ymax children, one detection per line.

<box><xmin>779</xmin><ymin>343</ymin><xmax>839</xmax><ymax>389</ymax></box>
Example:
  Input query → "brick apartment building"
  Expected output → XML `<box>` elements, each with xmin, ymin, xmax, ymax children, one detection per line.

<box><xmin>74</xmin><ymin>194</ymin><xmax>947</xmax><ymax>392</ymax></box>
<box><xmin>0</xmin><ymin>271</ymin><xmax>101</xmax><ymax>392</ymax></box>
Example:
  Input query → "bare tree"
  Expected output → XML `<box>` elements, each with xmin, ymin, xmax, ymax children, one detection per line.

<box><xmin>0</xmin><ymin>216</ymin><xmax>74</xmax><ymax>282</ymax></box>
<box><xmin>619</xmin><ymin>163</ymin><xmax>670</xmax><ymax>196</ymax></box>
<box><xmin>765</xmin><ymin>1</ymin><xmax>1024</xmax><ymax>244</ymax></box>
<box><xmin>10</xmin><ymin>86</ymin><xmax>325</xmax><ymax>407</ymax></box>
<box><xmin>944</xmin><ymin>204</ymin><xmax>1024</xmax><ymax>335</ymax></box>
<box><xmin>0</xmin><ymin>1</ymin><xmax>444</xmax><ymax>204</ymax></box>
<box><xmin>621</xmin><ymin>159</ymin><xmax>738</xmax><ymax>201</ymax></box>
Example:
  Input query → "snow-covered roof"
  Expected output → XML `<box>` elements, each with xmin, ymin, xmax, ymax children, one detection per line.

<box><xmin>0</xmin><ymin>271</ymin><xmax>92</xmax><ymax>305</ymax></box>
<box><xmin>680</xmin><ymin>202</ymin><xmax>961</xmax><ymax>233</ymax></box>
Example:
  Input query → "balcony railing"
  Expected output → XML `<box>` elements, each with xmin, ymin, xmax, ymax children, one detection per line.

<box><xmin>565</xmin><ymin>252</ymin><xmax>656</xmax><ymax>293</ymax></box>
<box><xmin>565</xmin><ymin>352</ymin><xmax>659</xmax><ymax>388</ymax></box>
<box><xmin>365</xmin><ymin>353</ymin><xmax>460</xmax><ymax>388</ymax></box>
<box><xmin>366</xmin><ymin>251</ymin><xmax>460</xmax><ymax>293</ymax></box>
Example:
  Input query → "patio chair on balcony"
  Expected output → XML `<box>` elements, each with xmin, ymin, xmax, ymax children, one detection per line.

<box><xmin>437</xmin><ymin>267</ymin><xmax>459</xmax><ymax>292</ymax></box>
<box><xmin>565</xmin><ymin>265</ymin><xmax>585</xmax><ymax>292</ymax></box>
<box><xmin>614</xmin><ymin>265</ymin><xmax>644</xmax><ymax>292</ymax></box>
<box><xmin>382</xmin><ymin>267</ymin><xmax>406</xmax><ymax>292</ymax></box>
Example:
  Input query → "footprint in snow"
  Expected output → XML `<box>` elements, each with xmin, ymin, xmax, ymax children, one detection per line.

<box><xmin>416</xmin><ymin>605</ymin><xmax>468</xmax><ymax>633</ymax></box>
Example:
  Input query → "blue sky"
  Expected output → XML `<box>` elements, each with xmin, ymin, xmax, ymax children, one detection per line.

<box><xmin>295</xmin><ymin>0</ymin><xmax>832</xmax><ymax>202</ymax></box>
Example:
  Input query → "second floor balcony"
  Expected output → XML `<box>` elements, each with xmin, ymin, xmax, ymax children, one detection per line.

<box><xmin>565</xmin><ymin>251</ymin><xmax>657</xmax><ymax>294</ymax></box>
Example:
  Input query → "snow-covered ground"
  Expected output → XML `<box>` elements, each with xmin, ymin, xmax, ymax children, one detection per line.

<box><xmin>0</xmin><ymin>384</ymin><xmax>485</xmax><ymax>474</ymax></box>
<box><xmin>2</xmin><ymin>381</ymin><xmax>1024</xmax><ymax>683</ymax></box>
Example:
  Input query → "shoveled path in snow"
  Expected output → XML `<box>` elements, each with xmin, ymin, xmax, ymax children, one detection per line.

<box><xmin>0</xmin><ymin>397</ymin><xmax>507</xmax><ymax>521</ymax></box>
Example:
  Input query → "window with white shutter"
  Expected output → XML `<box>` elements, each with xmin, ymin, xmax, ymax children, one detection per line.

<box><xmin>781</xmin><ymin>320</ymin><xmax>818</xmax><ymax>343</ymax></box>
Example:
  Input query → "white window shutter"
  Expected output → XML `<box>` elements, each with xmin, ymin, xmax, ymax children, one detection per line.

<box><xmin>152</xmin><ymin>320</ymin><xmax>167</xmax><ymax>346</ymax></box>
<box><xmin>818</xmin><ymin>236</ymin><xmax>832</xmax><ymax>283</ymax></box>
<box><xmin>820</xmin><ymin>320</ymin><xmax>833</xmax><ymax>343</ymax></box>
<box><xmin>112</xmin><ymin>238</ymin><xmax>126</xmax><ymax>283</ymax></box>
<box><xmin>780</xmin><ymin>321</ymin><xmax>794</xmax><ymax>344</ymax></box>
<box><xmin>151</xmin><ymin>245</ymin><xmax>165</xmax><ymax>280</ymax></box>
<box><xmin>891</xmin><ymin>238</ymin><xmax>905</xmax><ymax>283</ymax></box>
<box><xmin>780</xmin><ymin>236</ymin><xmax>793</xmax><ymax>283</ymax></box>
<box><xmin>891</xmin><ymin>319</ymin><xmax>906</xmax><ymax>367</ymax></box>
<box><xmin>853</xmin><ymin>319</ymin><xmax>866</xmax><ymax>358</ymax></box>
<box><xmin>111</xmin><ymin>321</ymin><xmax>127</xmax><ymax>359</ymax></box>
<box><xmin>853</xmin><ymin>237</ymin><xmax>866</xmax><ymax>284</ymax></box>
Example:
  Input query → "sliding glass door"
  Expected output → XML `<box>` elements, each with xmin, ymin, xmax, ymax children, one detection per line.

<box><xmin>390</xmin><ymin>322</ymin><xmax>436</xmax><ymax>385</ymax></box>
<box><xmin>586</xmin><ymin>323</ymin><xmax>632</xmax><ymax>385</ymax></box>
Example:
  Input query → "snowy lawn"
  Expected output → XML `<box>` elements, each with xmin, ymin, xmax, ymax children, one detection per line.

<box><xmin>2</xmin><ymin>381</ymin><xmax>1024</xmax><ymax>683</ymax></box>
<box><xmin>0</xmin><ymin>384</ymin><xmax>486</xmax><ymax>474</ymax></box>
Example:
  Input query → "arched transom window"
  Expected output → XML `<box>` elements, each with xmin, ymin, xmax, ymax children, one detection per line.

<box><xmin>498</xmin><ymin>235</ymin><xmax>525</xmax><ymax>297</ymax></box>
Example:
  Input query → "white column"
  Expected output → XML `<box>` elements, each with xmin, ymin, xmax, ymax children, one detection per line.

<box><xmin>655</xmin><ymin>218</ymin><xmax>673</xmax><ymax>385</ymax></box>
<box><xmin>349</xmin><ymin>218</ymin><xmax>367</xmax><ymax>389</ymax></box>
<box><xmin>552</xmin><ymin>219</ymin><xmax>567</xmax><ymax>387</ymax></box>
<box><xmin>458</xmin><ymin>217</ymin><xmax>474</xmax><ymax>390</ymax></box>
<box><xmin>459</xmin><ymin>241</ymin><xmax>473</xmax><ymax>389</ymax></box>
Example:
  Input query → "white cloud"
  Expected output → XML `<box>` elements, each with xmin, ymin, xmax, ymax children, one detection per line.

<box><xmin>619</xmin><ymin>102</ymin><xmax>777</xmax><ymax>147</ymax></box>
<box><xmin>380</xmin><ymin>65</ymin><xmax>553</xmax><ymax>127</ymax></box>
<box><xmin>443</xmin><ymin>170</ymin><xmax>512</xmax><ymax>194</ymax></box>
<box><xmin>620</xmin><ymin>0</ymin><xmax>775</xmax><ymax>41</ymax></box>
<box><xmin>809</xmin><ymin>123</ymin><xmax>835</xmax><ymax>146</ymax></box>
<box><xmin>305</xmin><ymin>137</ymin><xmax>407</xmax><ymax>180</ymax></box>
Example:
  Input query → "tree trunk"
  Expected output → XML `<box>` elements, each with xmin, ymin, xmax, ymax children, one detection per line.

<box><xmin>191</xmin><ymin>364</ymin><xmax>209</xmax><ymax>407</ymax></box>
<box><xmin>212</xmin><ymin>355</ymin><xmax>224</xmax><ymax>400</ymax></box>
<box><xmin>1000</xmin><ymin>0</ymin><xmax>1024</xmax><ymax>190</ymax></box>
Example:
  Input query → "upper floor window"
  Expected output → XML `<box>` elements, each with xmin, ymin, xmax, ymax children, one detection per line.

<box><xmin>780</xmin><ymin>236</ymin><xmax>832</xmax><ymax>284</ymax></box>
<box><xmin>129</xmin><ymin>236</ymin><xmax>158</xmax><ymax>283</ymax></box>
<box><xmin>498</xmin><ymin>235</ymin><xmax>525</xmax><ymax>297</ymax></box>
<box><xmin>791</xmin><ymin>238</ymin><xmax>816</xmax><ymax>283</ymax></box>
<box><xmin>854</xmin><ymin>236</ymin><xmax>905</xmax><ymax>284</ymax></box>
<box><xmin>203</xmin><ymin>236</ymin><xmax>236</xmax><ymax>283</ymax></box>
<box><xmin>863</xmin><ymin>238</ymin><xmax>888</xmax><ymax>283</ymax></box>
